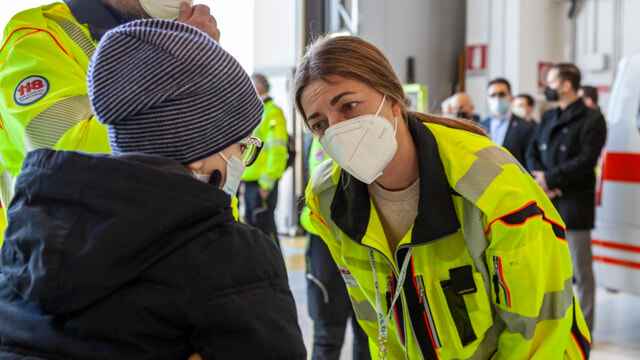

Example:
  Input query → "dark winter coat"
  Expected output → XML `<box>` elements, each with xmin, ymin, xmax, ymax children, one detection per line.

<box><xmin>480</xmin><ymin>114</ymin><xmax>536</xmax><ymax>166</ymax></box>
<box><xmin>0</xmin><ymin>149</ymin><xmax>306</xmax><ymax>360</ymax></box>
<box><xmin>526</xmin><ymin>99</ymin><xmax>607</xmax><ymax>229</ymax></box>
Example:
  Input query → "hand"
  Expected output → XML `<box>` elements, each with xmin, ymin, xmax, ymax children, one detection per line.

<box><xmin>177</xmin><ymin>2</ymin><xmax>220</xmax><ymax>42</ymax></box>
<box><xmin>259</xmin><ymin>187</ymin><xmax>270</xmax><ymax>200</ymax></box>
<box><xmin>545</xmin><ymin>188</ymin><xmax>563</xmax><ymax>199</ymax></box>
<box><xmin>531</xmin><ymin>170</ymin><xmax>549</xmax><ymax>192</ymax></box>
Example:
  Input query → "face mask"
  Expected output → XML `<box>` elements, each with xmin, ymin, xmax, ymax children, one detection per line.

<box><xmin>455</xmin><ymin>111</ymin><xmax>470</xmax><ymax>120</ymax></box>
<box><xmin>512</xmin><ymin>106</ymin><xmax>527</xmax><ymax>119</ymax></box>
<box><xmin>319</xmin><ymin>95</ymin><xmax>398</xmax><ymax>184</ymax></box>
<box><xmin>139</xmin><ymin>0</ymin><xmax>193</xmax><ymax>19</ymax></box>
<box><xmin>544</xmin><ymin>86</ymin><xmax>559</xmax><ymax>101</ymax></box>
<box><xmin>487</xmin><ymin>97</ymin><xmax>510</xmax><ymax>115</ymax></box>
<box><xmin>219</xmin><ymin>152</ymin><xmax>246</xmax><ymax>197</ymax></box>
<box><xmin>192</xmin><ymin>169</ymin><xmax>210</xmax><ymax>183</ymax></box>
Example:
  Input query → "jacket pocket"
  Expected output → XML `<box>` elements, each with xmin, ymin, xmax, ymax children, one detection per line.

<box><xmin>419</xmin><ymin>271</ymin><xmax>493</xmax><ymax>351</ymax></box>
<box><xmin>487</xmin><ymin>240</ymin><xmax>546</xmax><ymax>316</ymax></box>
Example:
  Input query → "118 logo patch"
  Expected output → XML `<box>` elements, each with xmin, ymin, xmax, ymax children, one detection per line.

<box><xmin>14</xmin><ymin>76</ymin><xmax>49</xmax><ymax>106</ymax></box>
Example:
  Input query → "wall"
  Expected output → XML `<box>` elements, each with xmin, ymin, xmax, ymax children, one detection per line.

<box><xmin>465</xmin><ymin>0</ymin><xmax>566</xmax><ymax>120</ymax></box>
<box><xmin>572</xmin><ymin>0</ymin><xmax>640</xmax><ymax>114</ymax></box>
<box><xmin>359</xmin><ymin>0</ymin><xmax>466</xmax><ymax>112</ymax></box>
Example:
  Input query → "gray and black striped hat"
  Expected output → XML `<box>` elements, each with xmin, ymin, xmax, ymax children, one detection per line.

<box><xmin>87</xmin><ymin>19</ymin><xmax>262</xmax><ymax>164</ymax></box>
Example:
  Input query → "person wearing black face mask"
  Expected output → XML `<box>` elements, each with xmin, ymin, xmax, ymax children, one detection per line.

<box><xmin>526</xmin><ymin>63</ymin><xmax>607</xmax><ymax>335</ymax></box>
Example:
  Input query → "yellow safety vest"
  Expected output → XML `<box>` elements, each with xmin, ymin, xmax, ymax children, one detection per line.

<box><xmin>0</xmin><ymin>3</ymin><xmax>110</xmax><ymax>246</ymax></box>
<box><xmin>306</xmin><ymin>118</ymin><xmax>591</xmax><ymax>359</ymax></box>
<box><xmin>241</xmin><ymin>99</ymin><xmax>288</xmax><ymax>191</ymax></box>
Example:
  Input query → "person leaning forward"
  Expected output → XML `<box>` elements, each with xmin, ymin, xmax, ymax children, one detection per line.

<box><xmin>0</xmin><ymin>19</ymin><xmax>306</xmax><ymax>360</ymax></box>
<box><xmin>296</xmin><ymin>35</ymin><xmax>591</xmax><ymax>359</ymax></box>
<box><xmin>0</xmin><ymin>0</ymin><xmax>220</xmax><ymax>247</ymax></box>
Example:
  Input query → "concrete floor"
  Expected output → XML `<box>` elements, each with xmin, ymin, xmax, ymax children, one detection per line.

<box><xmin>280</xmin><ymin>236</ymin><xmax>640</xmax><ymax>359</ymax></box>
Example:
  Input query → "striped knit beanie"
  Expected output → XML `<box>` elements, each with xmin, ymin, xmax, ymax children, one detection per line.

<box><xmin>87</xmin><ymin>19</ymin><xmax>263</xmax><ymax>164</ymax></box>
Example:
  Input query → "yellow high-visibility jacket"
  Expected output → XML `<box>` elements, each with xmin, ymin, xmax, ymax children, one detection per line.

<box><xmin>0</xmin><ymin>3</ymin><xmax>112</xmax><ymax>246</ymax></box>
<box><xmin>306</xmin><ymin>117</ymin><xmax>591</xmax><ymax>359</ymax></box>
<box><xmin>241</xmin><ymin>98</ymin><xmax>288</xmax><ymax>191</ymax></box>
<box><xmin>300</xmin><ymin>138</ymin><xmax>329</xmax><ymax>235</ymax></box>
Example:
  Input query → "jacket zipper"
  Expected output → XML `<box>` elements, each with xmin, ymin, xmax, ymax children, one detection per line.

<box><xmin>415</xmin><ymin>275</ymin><xmax>441</xmax><ymax>349</ymax></box>
<box><xmin>395</xmin><ymin>244</ymin><xmax>438</xmax><ymax>360</ymax></box>
<box><xmin>361</xmin><ymin>244</ymin><xmax>410</xmax><ymax>357</ymax></box>
<box><xmin>492</xmin><ymin>256</ymin><xmax>511</xmax><ymax>308</ymax></box>
<box><xmin>362</xmin><ymin>239</ymin><xmax>457</xmax><ymax>360</ymax></box>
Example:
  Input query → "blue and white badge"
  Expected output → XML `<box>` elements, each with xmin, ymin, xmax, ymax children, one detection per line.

<box><xmin>14</xmin><ymin>76</ymin><xmax>49</xmax><ymax>106</ymax></box>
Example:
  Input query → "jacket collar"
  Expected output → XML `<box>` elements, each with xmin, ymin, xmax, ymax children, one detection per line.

<box><xmin>65</xmin><ymin>0</ymin><xmax>128</xmax><ymax>41</ymax></box>
<box><xmin>553</xmin><ymin>99</ymin><xmax>586</xmax><ymax>127</ymax></box>
<box><xmin>330</xmin><ymin>116</ymin><xmax>461</xmax><ymax>246</ymax></box>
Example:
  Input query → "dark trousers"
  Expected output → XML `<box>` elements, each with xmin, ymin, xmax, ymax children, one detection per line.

<box><xmin>243</xmin><ymin>181</ymin><xmax>280</xmax><ymax>249</ymax></box>
<box><xmin>307</xmin><ymin>234</ymin><xmax>370</xmax><ymax>360</ymax></box>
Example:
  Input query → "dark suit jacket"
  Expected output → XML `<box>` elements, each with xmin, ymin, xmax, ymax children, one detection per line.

<box><xmin>525</xmin><ymin>99</ymin><xmax>607</xmax><ymax>229</ymax></box>
<box><xmin>480</xmin><ymin>114</ymin><xmax>536</xmax><ymax>166</ymax></box>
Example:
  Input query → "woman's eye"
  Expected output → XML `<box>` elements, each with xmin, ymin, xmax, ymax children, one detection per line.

<box><xmin>344</xmin><ymin>102</ymin><xmax>357</xmax><ymax>111</ymax></box>
<box><xmin>310</xmin><ymin>121</ymin><xmax>325</xmax><ymax>132</ymax></box>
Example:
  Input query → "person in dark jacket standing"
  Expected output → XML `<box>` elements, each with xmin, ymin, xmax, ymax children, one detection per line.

<box><xmin>526</xmin><ymin>63</ymin><xmax>607</xmax><ymax>333</ymax></box>
<box><xmin>0</xmin><ymin>19</ymin><xmax>306</xmax><ymax>360</ymax></box>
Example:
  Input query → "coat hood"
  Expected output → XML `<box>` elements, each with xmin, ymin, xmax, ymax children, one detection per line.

<box><xmin>0</xmin><ymin>149</ymin><xmax>234</xmax><ymax>314</ymax></box>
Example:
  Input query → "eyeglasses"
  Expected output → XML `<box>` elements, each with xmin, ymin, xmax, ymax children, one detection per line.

<box><xmin>239</xmin><ymin>136</ymin><xmax>263</xmax><ymax>166</ymax></box>
<box><xmin>489</xmin><ymin>91</ymin><xmax>508</xmax><ymax>98</ymax></box>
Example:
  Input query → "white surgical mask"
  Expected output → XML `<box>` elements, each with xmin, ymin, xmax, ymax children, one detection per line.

<box><xmin>512</xmin><ymin>106</ymin><xmax>527</xmax><ymax>119</ymax></box>
<box><xmin>192</xmin><ymin>169</ymin><xmax>210</xmax><ymax>183</ymax></box>
<box><xmin>319</xmin><ymin>95</ymin><xmax>397</xmax><ymax>184</ymax></box>
<box><xmin>488</xmin><ymin>97</ymin><xmax>510</xmax><ymax>116</ymax></box>
<box><xmin>139</xmin><ymin>0</ymin><xmax>193</xmax><ymax>20</ymax></box>
<box><xmin>219</xmin><ymin>152</ymin><xmax>246</xmax><ymax>197</ymax></box>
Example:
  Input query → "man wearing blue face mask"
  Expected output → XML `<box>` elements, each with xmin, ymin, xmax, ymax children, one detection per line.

<box><xmin>480</xmin><ymin>78</ymin><xmax>535</xmax><ymax>165</ymax></box>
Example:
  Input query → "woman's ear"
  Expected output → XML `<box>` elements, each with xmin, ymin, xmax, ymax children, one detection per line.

<box><xmin>390</xmin><ymin>96</ymin><xmax>403</xmax><ymax>117</ymax></box>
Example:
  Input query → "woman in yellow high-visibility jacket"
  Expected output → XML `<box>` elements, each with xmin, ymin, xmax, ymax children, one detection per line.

<box><xmin>295</xmin><ymin>35</ymin><xmax>591</xmax><ymax>360</ymax></box>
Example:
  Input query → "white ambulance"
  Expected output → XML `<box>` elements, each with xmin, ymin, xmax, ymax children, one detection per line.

<box><xmin>592</xmin><ymin>53</ymin><xmax>640</xmax><ymax>295</ymax></box>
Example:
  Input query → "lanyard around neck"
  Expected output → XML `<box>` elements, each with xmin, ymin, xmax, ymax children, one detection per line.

<box><xmin>369</xmin><ymin>247</ymin><xmax>414</xmax><ymax>359</ymax></box>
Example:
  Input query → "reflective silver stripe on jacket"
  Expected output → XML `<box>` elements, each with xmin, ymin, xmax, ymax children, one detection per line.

<box><xmin>496</xmin><ymin>277</ymin><xmax>574</xmax><ymax>340</ymax></box>
<box><xmin>47</xmin><ymin>14</ymin><xmax>95</xmax><ymax>59</ymax></box>
<box><xmin>0</xmin><ymin>167</ymin><xmax>15</xmax><ymax>212</ymax></box>
<box><xmin>455</xmin><ymin>146</ymin><xmax>527</xmax><ymax>203</ymax></box>
<box><xmin>349</xmin><ymin>295</ymin><xmax>377</xmax><ymax>322</ymax></box>
<box><xmin>24</xmin><ymin>95</ymin><xmax>92</xmax><ymax>151</ymax></box>
<box><xmin>265</xmin><ymin>138</ymin><xmax>287</xmax><ymax>149</ymax></box>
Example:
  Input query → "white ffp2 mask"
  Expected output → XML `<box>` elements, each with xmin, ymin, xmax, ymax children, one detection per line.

<box><xmin>192</xmin><ymin>169</ymin><xmax>210</xmax><ymax>183</ymax></box>
<box><xmin>512</xmin><ymin>106</ymin><xmax>527</xmax><ymax>119</ymax></box>
<box><xmin>139</xmin><ymin>0</ymin><xmax>193</xmax><ymax>20</ymax></box>
<box><xmin>319</xmin><ymin>95</ymin><xmax>398</xmax><ymax>184</ymax></box>
<box><xmin>219</xmin><ymin>152</ymin><xmax>246</xmax><ymax>197</ymax></box>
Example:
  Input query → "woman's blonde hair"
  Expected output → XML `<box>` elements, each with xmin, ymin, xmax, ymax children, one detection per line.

<box><xmin>294</xmin><ymin>35</ymin><xmax>487</xmax><ymax>137</ymax></box>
